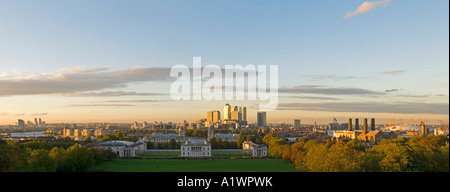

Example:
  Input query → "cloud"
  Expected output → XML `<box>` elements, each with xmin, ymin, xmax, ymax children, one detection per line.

<box><xmin>94</xmin><ymin>99</ymin><xmax>170</xmax><ymax>103</ymax></box>
<box><xmin>57</xmin><ymin>66</ymin><xmax>109</xmax><ymax>74</ymax></box>
<box><xmin>29</xmin><ymin>113</ymin><xmax>48</xmax><ymax>116</ymax></box>
<box><xmin>282</xmin><ymin>96</ymin><xmax>341</xmax><ymax>101</ymax></box>
<box><xmin>0</xmin><ymin>112</ymin><xmax>10</xmax><ymax>116</ymax></box>
<box><xmin>66</xmin><ymin>104</ymin><xmax>136</xmax><ymax>107</ymax></box>
<box><xmin>277</xmin><ymin>102</ymin><xmax>449</xmax><ymax>115</ymax></box>
<box><xmin>0</xmin><ymin>65</ymin><xmax>261</xmax><ymax>97</ymax></box>
<box><xmin>57</xmin><ymin>90</ymin><xmax>166</xmax><ymax>97</ymax></box>
<box><xmin>14</xmin><ymin>113</ymin><xmax>26</xmax><ymax>116</ymax></box>
<box><xmin>385</xmin><ymin>88</ymin><xmax>400</xmax><ymax>93</ymax></box>
<box><xmin>305</xmin><ymin>74</ymin><xmax>359</xmax><ymax>81</ymax></box>
<box><xmin>381</xmin><ymin>70</ymin><xmax>405</xmax><ymax>76</ymax></box>
<box><xmin>65</xmin><ymin>99</ymin><xmax>170</xmax><ymax>107</ymax></box>
<box><xmin>344</xmin><ymin>0</ymin><xmax>391</xmax><ymax>19</ymax></box>
<box><xmin>0</xmin><ymin>67</ymin><xmax>172</xmax><ymax>97</ymax></box>
<box><xmin>279</xmin><ymin>85</ymin><xmax>383</xmax><ymax>95</ymax></box>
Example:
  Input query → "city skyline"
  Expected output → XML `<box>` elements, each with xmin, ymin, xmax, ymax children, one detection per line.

<box><xmin>0</xmin><ymin>0</ymin><xmax>448</xmax><ymax>125</ymax></box>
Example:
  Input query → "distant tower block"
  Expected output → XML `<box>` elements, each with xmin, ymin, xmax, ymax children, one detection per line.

<box><xmin>224</xmin><ymin>103</ymin><xmax>231</xmax><ymax>121</ymax></box>
<box><xmin>355</xmin><ymin>118</ymin><xmax>359</xmax><ymax>130</ymax></box>
<box><xmin>363</xmin><ymin>118</ymin><xmax>368</xmax><ymax>134</ymax></box>
<box><xmin>348</xmin><ymin>118</ymin><xmax>352</xmax><ymax>131</ymax></box>
<box><xmin>257</xmin><ymin>112</ymin><xmax>267</xmax><ymax>127</ymax></box>
<box><xmin>420</xmin><ymin>121</ymin><xmax>428</xmax><ymax>136</ymax></box>
<box><xmin>294</xmin><ymin>119</ymin><xmax>301</xmax><ymax>128</ymax></box>
<box><xmin>371</xmin><ymin>118</ymin><xmax>375</xmax><ymax>131</ymax></box>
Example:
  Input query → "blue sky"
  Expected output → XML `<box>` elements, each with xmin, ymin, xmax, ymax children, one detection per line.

<box><xmin>0</xmin><ymin>0</ymin><xmax>448</xmax><ymax>124</ymax></box>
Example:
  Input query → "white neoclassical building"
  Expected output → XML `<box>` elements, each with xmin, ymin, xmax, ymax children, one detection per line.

<box><xmin>242</xmin><ymin>141</ymin><xmax>268</xmax><ymax>157</ymax></box>
<box><xmin>181</xmin><ymin>140</ymin><xmax>211</xmax><ymax>157</ymax></box>
<box><xmin>85</xmin><ymin>140</ymin><xmax>147</xmax><ymax>157</ymax></box>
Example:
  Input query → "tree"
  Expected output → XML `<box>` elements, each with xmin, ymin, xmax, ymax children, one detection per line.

<box><xmin>0</xmin><ymin>142</ymin><xmax>24</xmax><ymax>172</ymax></box>
<box><xmin>59</xmin><ymin>144</ymin><xmax>95</xmax><ymax>172</ymax></box>
<box><xmin>367</xmin><ymin>140</ymin><xmax>411</xmax><ymax>172</ymax></box>
<box><xmin>88</xmin><ymin>147</ymin><xmax>117</xmax><ymax>161</ymax></box>
<box><xmin>146</xmin><ymin>141</ymin><xmax>155</xmax><ymax>149</ymax></box>
<box><xmin>49</xmin><ymin>147</ymin><xmax>66</xmax><ymax>169</ymax></box>
<box><xmin>115</xmin><ymin>131</ymin><xmax>124</xmax><ymax>139</ymax></box>
<box><xmin>210</xmin><ymin>137</ymin><xmax>217</xmax><ymax>148</ymax></box>
<box><xmin>282</xmin><ymin>146</ymin><xmax>292</xmax><ymax>161</ymax></box>
<box><xmin>169</xmin><ymin>139</ymin><xmax>178</xmax><ymax>149</ymax></box>
<box><xmin>263</xmin><ymin>134</ymin><xmax>287</xmax><ymax>158</ymax></box>
<box><xmin>26</xmin><ymin>149</ymin><xmax>57</xmax><ymax>172</ymax></box>
<box><xmin>435</xmin><ymin>143</ymin><xmax>449</xmax><ymax>172</ymax></box>
<box><xmin>237</xmin><ymin>130</ymin><xmax>244</xmax><ymax>148</ymax></box>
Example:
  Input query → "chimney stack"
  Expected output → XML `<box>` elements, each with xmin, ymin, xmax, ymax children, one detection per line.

<box><xmin>348</xmin><ymin>118</ymin><xmax>352</xmax><ymax>131</ymax></box>
<box><xmin>363</xmin><ymin>118</ymin><xmax>368</xmax><ymax>134</ymax></box>
<box><xmin>371</xmin><ymin>118</ymin><xmax>375</xmax><ymax>131</ymax></box>
<box><xmin>355</xmin><ymin>118</ymin><xmax>359</xmax><ymax>130</ymax></box>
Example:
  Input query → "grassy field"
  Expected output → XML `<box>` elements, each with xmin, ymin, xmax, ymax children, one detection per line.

<box><xmin>96</xmin><ymin>158</ymin><xmax>299</xmax><ymax>172</ymax></box>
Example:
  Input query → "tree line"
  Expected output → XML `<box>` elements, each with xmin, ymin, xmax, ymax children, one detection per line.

<box><xmin>0</xmin><ymin>140</ymin><xmax>116</xmax><ymax>172</ymax></box>
<box><xmin>263</xmin><ymin>133</ymin><xmax>449</xmax><ymax>172</ymax></box>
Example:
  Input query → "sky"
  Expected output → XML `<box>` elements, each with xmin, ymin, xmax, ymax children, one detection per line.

<box><xmin>0</xmin><ymin>0</ymin><xmax>448</xmax><ymax>125</ymax></box>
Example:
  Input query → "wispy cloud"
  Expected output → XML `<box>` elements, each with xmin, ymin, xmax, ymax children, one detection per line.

<box><xmin>0</xmin><ymin>67</ymin><xmax>172</xmax><ymax>97</ymax></box>
<box><xmin>344</xmin><ymin>0</ymin><xmax>391</xmax><ymax>19</ymax></box>
<box><xmin>279</xmin><ymin>85</ymin><xmax>383</xmax><ymax>95</ymax></box>
<box><xmin>94</xmin><ymin>99</ymin><xmax>170</xmax><ymax>103</ymax></box>
<box><xmin>66</xmin><ymin>104</ymin><xmax>136</xmax><ymax>107</ymax></box>
<box><xmin>30</xmin><ymin>113</ymin><xmax>48</xmax><ymax>116</ymax></box>
<box><xmin>385</xmin><ymin>88</ymin><xmax>400</xmax><ymax>93</ymax></box>
<box><xmin>0</xmin><ymin>65</ymin><xmax>261</xmax><ymax>97</ymax></box>
<box><xmin>277</xmin><ymin>102</ymin><xmax>449</xmax><ymax>115</ymax></box>
<box><xmin>56</xmin><ymin>90</ymin><xmax>166</xmax><ymax>97</ymax></box>
<box><xmin>305</xmin><ymin>74</ymin><xmax>359</xmax><ymax>81</ymax></box>
<box><xmin>66</xmin><ymin>99</ymin><xmax>170</xmax><ymax>107</ymax></box>
<box><xmin>282</xmin><ymin>95</ymin><xmax>341</xmax><ymax>101</ymax></box>
<box><xmin>381</xmin><ymin>70</ymin><xmax>405</xmax><ymax>76</ymax></box>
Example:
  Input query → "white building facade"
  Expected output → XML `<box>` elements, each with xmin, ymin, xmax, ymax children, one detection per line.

<box><xmin>181</xmin><ymin>140</ymin><xmax>211</xmax><ymax>157</ymax></box>
<box><xmin>242</xmin><ymin>141</ymin><xmax>268</xmax><ymax>157</ymax></box>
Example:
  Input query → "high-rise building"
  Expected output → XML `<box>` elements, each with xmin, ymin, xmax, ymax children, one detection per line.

<box><xmin>34</xmin><ymin>118</ymin><xmax>38</xmax><ymax>126</ymax></box>
<box><xmin>143</xmin><ymin>121</ymin><xmax>148</xmax><ymax>128</ymax></box>
<box><xmin>257</xmin><ymin>112</ymin><xmax>267</xmax><ymax>127</ymax></box>
<box><xmin>231</xmin><ymin>111</ymin><xmax>241</xmax><ymax>121</ymax></box>
<box><xmin>224</xmin><ymin>104</ymin><xmax>247</xmax><ymax>124</ymax></box>
<box><xmin>294</xmin><ymin>119</ymin><xmax>301</xmax><ymax>128</ymax></box>
<box><xmin>207</xmin><ymin>111</ymin><xmax>214</xmax><ymax>122</ymax></box>
<box><xmin>207</xmin><ymin>110</ymin><xmax>221</xmax><ymax>123</ymax></box>
<box><xmin>355</xmin><ymin>118</ymin><xmax>359</xmax><ymax>130</ymax></box>
<box><xmin>212</xmin><ymin>111</ymin><xmax>220</xmax><ymax>123</ymax></box>
<box><xmin>239</xmin><ymin>107</ymin><xmax>247</xmax><ymax>124</ymax></box>
<box><xmin>38</xmin><ymin>118</ymin><xmax>42</xmax><ymax>126</ymax></box>
<box><xmin>224</xmin><ymin>103</ymin><xmax>231</xmax><ymax>121</ymax></box>
<box><xmin>18</xmin><ymin>119</ymin><xmax>25</xmax><ymax>131</ymax></box>
<box><xmin>231</xmin><ymin>105</ymin><xmax>239</xmax><ymax>120</ymax></box>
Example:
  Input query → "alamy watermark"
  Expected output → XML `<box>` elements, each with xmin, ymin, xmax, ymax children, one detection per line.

<box><xmin>170</xmin><ymin>57</ymin><xmax>278</xmax><ymax>111</ymax></box>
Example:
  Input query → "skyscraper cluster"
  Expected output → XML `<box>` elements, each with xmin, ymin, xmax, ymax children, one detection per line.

<box><xmin>223</xmin><ymin>103</ymin><xmax>247</xmax><ymax>125</ymax></box>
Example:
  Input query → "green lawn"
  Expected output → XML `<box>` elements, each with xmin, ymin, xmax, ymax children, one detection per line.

<box><xmin>96</xmin><ymin>158</ymin><xmax>299</xmax><ymax>172</ymax></box>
